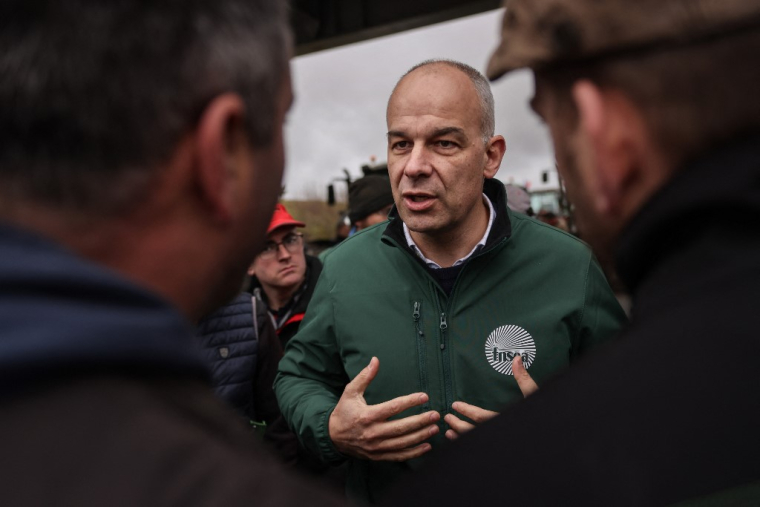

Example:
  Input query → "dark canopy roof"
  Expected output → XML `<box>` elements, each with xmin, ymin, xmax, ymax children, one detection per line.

<box><xmin>291</xmin><ymin>0</ymin><xmax>501</xmax><ymax>55</ymax></box>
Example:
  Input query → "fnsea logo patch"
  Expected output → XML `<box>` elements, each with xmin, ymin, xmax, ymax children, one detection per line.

<box><xmin>485</xmin><ymin>325</ymin><xmax>536</xmax><ymax>375</ymax></box>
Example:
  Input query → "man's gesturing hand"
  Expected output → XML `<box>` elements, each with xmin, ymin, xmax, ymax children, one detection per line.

<box><xmin>443</xmin><ymin>401</ymin><xmax>498</xmax><ymax>440</ymax></box>
<box><xmin>328</xmin><ymin>357</ymin><xmax>440</xmax><ymax>462</ymax></box>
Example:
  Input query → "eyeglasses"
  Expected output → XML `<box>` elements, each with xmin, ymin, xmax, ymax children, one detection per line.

<box><xmin>258</xmin><ymin>232</ymin><xmax>304</xmax><ymax>260</ymax></box>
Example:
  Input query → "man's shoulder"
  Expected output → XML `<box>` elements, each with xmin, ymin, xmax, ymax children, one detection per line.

<box><xmin>506</xmin><ymin>211</ymin><xmax>592</xmax><ymax>259</ymax></box>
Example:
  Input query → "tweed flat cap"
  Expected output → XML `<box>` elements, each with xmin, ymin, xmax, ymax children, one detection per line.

<box><xmin>487</xmin><ymin>0</ymin><xmax>760</xmax><ymax>80</ymax></box>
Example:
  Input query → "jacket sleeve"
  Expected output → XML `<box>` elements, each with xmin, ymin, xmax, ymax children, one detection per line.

<box><xmin>274</xmin><ymin>267</ymin><xmax>349</xmax><ymax>465</ymax></box>
<box><xmin>571</xmin><ymin>255</ymin><xmax>628</xmax><ymax>360</ymax></box>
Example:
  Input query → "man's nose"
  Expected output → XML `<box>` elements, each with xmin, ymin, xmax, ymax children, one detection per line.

<box><xmin>403</xmin><ymin>145</ymin><xmax>432</xmax><ymax>178</ymax></box>
<box><xmin>276</xmin><ymin>243</ymin><xmax>291</xmax><ymax>260</ymax></box>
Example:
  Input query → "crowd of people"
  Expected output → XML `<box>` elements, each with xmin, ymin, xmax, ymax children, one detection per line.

<box><xmin>1</xmin><ymin>0</ymin><xmax>758</xmax><ymax>506</ymax></box>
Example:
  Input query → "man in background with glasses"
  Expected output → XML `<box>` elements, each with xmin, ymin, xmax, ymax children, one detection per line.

<box><xmin>248</xmin><ymin>203</ymin><xmax>323</xmax><ymax>348</ymax></box>
<box><xmin>198</xmin><ymin>203</ymin><xmax>342</xmax><ymax>486</ymax></box>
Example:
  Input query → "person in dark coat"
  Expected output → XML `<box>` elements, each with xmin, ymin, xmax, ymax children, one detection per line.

<box><xmin>196</xmin><ymin>292</ymin><xmax>299</xmax><ymax>464</ymax></box>
<box><xmin>386</xmin><ymin>0</ymin><xmax>760</xmax><ymax>506</ymax></box>
<box><xmin>0</xmin><ymin>1</ymin><xmax>343</xmax><ymax>505</ymax></box>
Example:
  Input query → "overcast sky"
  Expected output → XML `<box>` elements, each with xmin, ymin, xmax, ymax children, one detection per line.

<box><xmin>282</xmin><ymin>8</ymin><xmax>558</xmax><ymax>200</ymax></box>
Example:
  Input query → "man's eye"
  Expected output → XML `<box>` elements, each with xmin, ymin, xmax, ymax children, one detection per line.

<box><xmin>284</xmin><ymin>235</ymin><xmax>298</xmax><ymax>245</ymax></box>
<box><xmin>263</xmin><ymin>243</ymin><xmax>276</xmax><ymax>253</ymax></box>
<box><xmin>437</xmin><ymin>140</ymin><xmax>456</xmax><ymax>148</ymax></box>
<box><xmin>392</xmin><ymin>141</ymin><xmax>410</xmax><ymax>150</ymax></box>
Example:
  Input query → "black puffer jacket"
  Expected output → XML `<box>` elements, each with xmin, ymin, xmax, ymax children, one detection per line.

<box><xmin>197</xmin><ymin>293</ymin><xmax>264</xmax><ymax>423</ymax></box>
<box><xmin>196</xmin><ymin>293</ymin><xmax>298</xmax><ymax>464</ymax></box>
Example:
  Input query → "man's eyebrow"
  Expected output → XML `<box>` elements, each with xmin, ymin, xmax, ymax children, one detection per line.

<box><xmin>387</xmin><ymin>126</ymin><xmax>467</xmax><ymax>140</ymax></box>
<box><xmin>431</xmin><ymin>127</ymin><xmax>466</xmax><ymax>139</ymax></box>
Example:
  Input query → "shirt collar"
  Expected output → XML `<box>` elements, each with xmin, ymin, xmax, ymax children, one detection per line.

<box><xmin>403</xmin><ymin>193</ymin><xmax>495</xmax><ymax>269</ymax></box>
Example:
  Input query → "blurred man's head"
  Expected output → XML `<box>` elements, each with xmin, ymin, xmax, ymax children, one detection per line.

<box><xmin>348</xmin><ymin>175</ymin><xmax>394</xmax><ymax>231</ymax></box>
<box><xmin>488</xmin><ymin>0</ymin><xmax>760</xmax><ymax>258</ymax></box>
<box><xmin>386</xmin><ymin>60</ymin><xmax>506</xmax><ymax>244</ymax></box>
<box><xmin>504</xmin><ymin>184</ymin><xmax>533</xmax><ymax>216</ymax></box>
<box><xmin>249</xmin><ymin>204</ymin><xmax>307</xmax><ymax>306</ymax></box>
<box><xmin>0</xmin><ymin>0</ymin><xmax>293</xmax><ymax>319</ymax></box>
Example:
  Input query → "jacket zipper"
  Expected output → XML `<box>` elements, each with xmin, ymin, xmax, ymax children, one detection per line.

<box><xmin>439</xmin><ymin>311</ymin><xmax>454</xmax><ymax>414</ymax></box>
<box><xmin>383</xmin><ymin>234</ymin><xmax>508</xmax><ymax>417</ymax></box>
<box><xmin>413</xmin><ymin>301</ymin><xmax>429</xmax><ymax>410</ymax></box>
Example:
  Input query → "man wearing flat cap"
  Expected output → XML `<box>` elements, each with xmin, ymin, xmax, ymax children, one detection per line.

<box><xmin>388</xmin><ymin>0</ymin><xmax>760</xmax><ymax>505</ymax></box>
<box><xmin>319</xmin><ymin>174</ymin><xmax>395</xmax><ymax>262</ymax></box>
<box><xmin>347</xmin><ymin>174</ymin><xmax>395</xmax><ymax>231</ymax></box>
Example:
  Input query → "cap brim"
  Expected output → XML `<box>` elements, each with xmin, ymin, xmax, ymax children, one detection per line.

<box><xmin>486</xmin><ymin>41</ymin><xmax>511</xmax><ymax>81</ymax></box>
<box><xmin>268</xmin><ymin>220</ymin><xmax>306</xmax><ymax>234</ymax></box>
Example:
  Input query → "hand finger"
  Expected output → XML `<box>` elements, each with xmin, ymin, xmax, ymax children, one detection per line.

<box><xmin>445</xmin><ymin>429</ymin><xmax>459</xmax><ymax>441</ymax></box>
<box><xmin>368</xmin><ymin>421</ymin><xmax>439</xmax><ymax>454</ymax></box>
<box><xmin>369</xmin><ymin>443</ymin><xmax>433</xmax><ymax>462</ymax></box>
<box><xmin>371</xmin><ymin>391</ymin><xmax>430</xmax><ymax>420</ymax></box>
<box><xmin>513</xmin><ymin>355</ymin><xmax>539</xmax><ymax>397</ymax></box>
<box><xmin>369</xmin><ymin>410</ymin><xmax>439</xmax><ymax>440</ymax></box>
<box><xmin>344</xmin><ymin>357</ymin><xmax>380</xmax><ymax>397</ymax></box>
<box><xmin>443</xmin><ymin>413</ymin><xmax>474</xmax><ymax>435</ymax></box>
<box><xmin>450</xmin><ymin>401</ymin><xmax>498</xmax><ymax>423</ymax></box>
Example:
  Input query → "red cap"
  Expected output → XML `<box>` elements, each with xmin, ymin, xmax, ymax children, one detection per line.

<box><xmin>267</xmin><ymin>203</ymin><xmax>305</xmax><ymax>234</ymax></box>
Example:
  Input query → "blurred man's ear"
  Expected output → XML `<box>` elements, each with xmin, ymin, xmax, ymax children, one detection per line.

<box><xmin>193</xmin><ymin>93</ymin><xmax>248</xmax><ymax>224</ymax></box>
<box><xmin>572</xmin><ymin>80</ymin><xmax>644</xmax><ymax>218</ymax></box>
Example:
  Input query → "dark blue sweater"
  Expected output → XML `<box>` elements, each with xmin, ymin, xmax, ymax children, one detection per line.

<box><xmin>0</xmin><ymin>223</ymin><xmax>207</xmax><ymax>392</ymax></box>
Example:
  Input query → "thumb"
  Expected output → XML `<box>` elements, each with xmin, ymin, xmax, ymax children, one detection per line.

<box><xmin>513</xmin><ymin>355</ymin><xmax>539</xmax><ymax>397</ymax></box>
<box><xmin>345</xmin><ymin>356</ymin><xmax>379</xmax><ymax>397</ymax></box>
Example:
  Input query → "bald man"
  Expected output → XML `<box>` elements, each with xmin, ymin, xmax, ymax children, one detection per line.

<box><xmin>275</xmin><ymin>59</ymin><xmax>626</xmax><ymax>503</ymax></box>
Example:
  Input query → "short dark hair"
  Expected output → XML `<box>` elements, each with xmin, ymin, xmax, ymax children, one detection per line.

<box><xmin>0</xmin><ymin>0</ymin><xmax>290</xmax><ymax>215</ymax></box>
<box><xmin>535</xmin><ymin>28</ymin><xmax>760</xmax><ymax>170</ymax></box>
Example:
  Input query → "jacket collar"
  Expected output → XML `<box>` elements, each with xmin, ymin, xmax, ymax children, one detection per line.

<box><xmin>382</xmin><ymin>178</ymin><xmax>512</xmax><ymax>262</ymax></box>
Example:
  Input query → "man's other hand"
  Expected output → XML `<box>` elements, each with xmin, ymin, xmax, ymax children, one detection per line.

<box><xmin>443</xmin><ymin>401</ymin><xmax>498</xmax><ymax>440</ymax></box>
<box><xmin>444</xmin><ymin>356</ymin><xmax>539</xmax><ymax>440</ymax></box>
<box><xmin>513</xmin><ymin>355</ymin><xmax>539</xmax><ymax>397</ymax></box>
<box><xmin>328</xmin><ymin>357</ymin><xmax>440</xmax><ymax>461</ymax></box>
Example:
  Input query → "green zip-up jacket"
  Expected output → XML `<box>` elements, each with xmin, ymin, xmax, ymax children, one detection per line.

<box><xmin>275</xmin><ymin>179</ymin><xmax>627</xmax><ymax>503</ymax></box>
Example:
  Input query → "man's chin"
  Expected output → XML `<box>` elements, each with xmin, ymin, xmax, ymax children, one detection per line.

<box><xmin>400</xmin><ymin>213</ymin><xmax>437</xmax><ymax>234</ymax></box>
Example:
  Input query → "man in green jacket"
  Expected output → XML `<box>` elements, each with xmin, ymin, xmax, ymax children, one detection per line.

<box><xmin>275</xmin><ymin>59</ymin><xmax>626</xmax><ymax>503</ymax></box>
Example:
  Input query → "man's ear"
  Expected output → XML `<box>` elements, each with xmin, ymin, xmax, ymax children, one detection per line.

<box><xmin>194</xmin><ymin>93</ymin><xmax>248</xmax><ymax>223</ymax></box>
<box><xmin>483</xmin><ymin>135</ymin><xmax>506</xmax><ymax>179</ymax></box>
<box><xmin>572</xmin><ymin>80</ymin><xmax>640</xmax><ymax>216</ymax></box>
